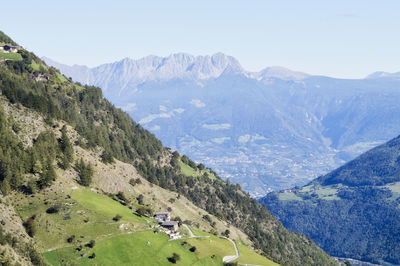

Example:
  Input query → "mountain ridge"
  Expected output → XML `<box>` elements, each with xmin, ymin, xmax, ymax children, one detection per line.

<box><xmin>260</xmin><ymin>134</ymin><xmax>400</xmax><ymax>264</ymax></box>
<box><xmin>42</xmin><ymin>53</ymin><xmax>311</xmax><ymax>87</ymax></box>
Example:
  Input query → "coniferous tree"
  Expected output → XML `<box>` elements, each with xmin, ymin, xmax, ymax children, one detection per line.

<box><xmin>76</xmin><ymin>158</ymin><xmax>93</xmax><ymax>186</ymax></box>
<box><xmin>60</xmin><ymin>125</ymin><xmax>73</xmax><ymax>169</ymax></box>
<box><xmin>37</xmin><ymin>163</ymin><xmax>56</xmax><ymax>189</ymax></box>
<box><xmin>0</xmin><ymin>179</ymin><xmax>11</xmax><ymax>195</ymax></box>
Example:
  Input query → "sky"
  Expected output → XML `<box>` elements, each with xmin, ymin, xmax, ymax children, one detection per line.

<box><xmin>1</xmin><ymin>0</ymin><xmax>400</xmax><ymax>78</ymax></box>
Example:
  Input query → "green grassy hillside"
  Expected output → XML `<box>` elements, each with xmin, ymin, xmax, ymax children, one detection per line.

<box><xmin>0</xmin><ymin>51</ymin><xmax>22</xmax><ymax>61</ymax></box>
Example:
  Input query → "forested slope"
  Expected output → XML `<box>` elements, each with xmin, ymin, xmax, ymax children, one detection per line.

<box><xmin>261</xmin><ymin>136</ymin><xmax>400</xmax><ymax>264</ymax></box>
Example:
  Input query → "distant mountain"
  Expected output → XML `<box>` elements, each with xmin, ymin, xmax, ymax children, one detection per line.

<box><xmin>366</xmin><ymin>71</ymin><xmax>400</xmax><ymax>79</ymax></box>
<box><xmin>43</xmin><ymin>55</ymin><xmax>400</xmax><ymax>197</ymax></box>
<box><xmin>260</xmin><ymin>135</ymin><xmax>400</xmax><ymax>264</ymax></box>
<box><xmin>252</xmin><ymin>66</ymin><xmax>310</xmax><ymax>81</ymax></box>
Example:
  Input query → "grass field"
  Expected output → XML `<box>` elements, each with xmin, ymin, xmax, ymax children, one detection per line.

<box><xmin>234</xmin><ymin>243</ymin><xmax>279</xmax><ymax>265</ymax></box>
<box><xmin>0</xmin><ymin>51</ymin><xmax>22</xmax><ymax>60</ymax></box>
<box><xmin>382</xmin><ymin>181</ymin><xmax>400</xmax><ymax>200</ymax></box>
<box><xmin>43</xmin><ymin>219</ymin><xmax>275</xmax><ymax>265</ymax></box>
<box><xmin>31</xmin><ymin>61</ymin><xmax>48</xmax><ymax>71</ymax></box>
<box><xmin>178</xmin><ymin>160</ymin><xmax>216</xmax><ymax>180</ymax></box>
<box><xmin>44</xmin><ymin>231</ymin><xmax>223</xmax><ymax>266</ymax></box>
<box><xmin>16</xmin><ymin>188</ymin><xmax>150</xmax><ymax>251</ymax></box>
<box><xmin>56</xmin><ymin>72</ymin><xmax>67</xmax><ymax>83</ymax></box>
<box><xmin>314</xmin><ymin>186</ymin><xmax>339</xmax><ymax>200</ymax></box>
<box><xmin>278</xmin><ymin>192</ymin><xmax>303</xmax><ymax>201</ymax></box>
<box><xmin>187</xmin><ymin>237</ymin><xmax>234</xmax><ymax>260</ymax></box>
<box><xmin>71</xmin><ymin>188</ymin><xmax>147</xmax><ymax>224</ymax></box>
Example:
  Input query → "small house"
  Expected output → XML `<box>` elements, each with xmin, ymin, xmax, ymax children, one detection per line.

<box><xmin>0</xmin><ymin>45</ymin><xmax>20</xmax><ymax>53</ymax></box>
<box><xmin>154</xmin><ymin>213</ymin><xmax>170</xmax><ymax>222</ymax></box>
<box><xmin>160</xmin><ymin>221</ymin><xmax>179</xmax><ymax>232</ymax></box>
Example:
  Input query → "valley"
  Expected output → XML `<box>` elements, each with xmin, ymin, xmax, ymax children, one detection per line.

<box><xmin>44</xmin><ymin>55</ymin><xmax>400</xmax><ymax>197</ymax></box>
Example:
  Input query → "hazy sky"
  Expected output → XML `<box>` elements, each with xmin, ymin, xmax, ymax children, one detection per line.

<box><xmin>1</xmin><ymin>0</ymin><xmax>399</xmax><ymax>78</ymax></box>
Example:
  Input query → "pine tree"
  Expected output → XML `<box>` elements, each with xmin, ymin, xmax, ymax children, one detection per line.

<box><xmin>0</xmin><ymin>179</ymin><xmax>11</xmax><ymax>195</ymax></box>
<box><xmin>60</xmin><ymin>125</ymin><xmax>73</xmax><ymax>169</ymax></box>
<box><xmin>76</xmin><ymin>158</ymin><xmax>93</xmax><ymax>186</ymax></box>
<box><xmin>37</xmin><ymin>163</ymin><xmax>56</xmax><ymax>189</ymax></box>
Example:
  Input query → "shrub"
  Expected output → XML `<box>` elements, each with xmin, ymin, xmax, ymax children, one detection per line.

<box><xmin>168</xmin><ymin>253</ymin><xmax>181</xmax><ymax>264</ymax></box>
<box><xmin>168</xmin><ymin>198</ymin><xmax>175</xmax><ymax>203</ymax></box>
<box><xmin>223</xmin><ymin>229</ymin><xmax>230</xmax><ymax>238</ymax></box>
<box><xmin>67</xmin><ymin>235</ymin><xmax>75</xmax><ymax>243</ymax></box>
<box><xmin>137</xmin><ymin>194</ymin><xmax>144</xmax><ymax>205</ymax></box>
<box><xmin>189</xmin><ymin>246</ymin><xmax>196</xmax><ymax>252</ymax></box>
<box><xmin>23</xmin><ymin>216</ymin><xmax>36</xmax><ymax>237</ymax></box>
<box><xmin>46</xmin><ymin>204</ymin><xmax>61</xmax><ymax>214</ymax></box>
<box><xmin>88</xmin><ymin>253</ymin><xmax>96</xmax><ymax>259</ymax></box>
<box><xmin>137</xmin><ymin>207</ymin><xmax>152</xmax><ymax>217</ymax></box>
<box><xmin>113</xmin><ymin>214</ymin><xmax>122</xmax><ymax>221</ymax></box>
<box><xmin>116</xmin><ymin>191</ymin><xmax>128</xmax><ymax>203</ymax></box>
<box><xmin>86</xmin><ymin>240</ymin><xmax>95</xmax><ymax>248</ymax></box>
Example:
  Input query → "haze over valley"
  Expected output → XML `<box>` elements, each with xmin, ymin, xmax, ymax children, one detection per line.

<box><xmin>44</xmin><ymin>54</ymin><xmax>400</xmax><ymax>197</ymax></box>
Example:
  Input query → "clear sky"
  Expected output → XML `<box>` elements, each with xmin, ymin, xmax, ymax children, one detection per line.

<box><xmin>1</xmin><ymin>0</ymin><xmax>399</xmax><ymax>78</ymax></box>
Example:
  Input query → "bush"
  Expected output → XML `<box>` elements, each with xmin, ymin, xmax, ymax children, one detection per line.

<box><xmin>223</xmin><ymin>229</ymin><xmax>230</xmax><ymax>238</ymax></box>
<box><xmin>113</xmin><ymin>214</ymin><xmax>122</xmax><ymax>221</ymax></box>
<box><xmin>46</xmin><ymin>204</ymin><xmax>61</xmax><ymax>214</ymax></box>
<box><xmin>86</xmin><ymin>240</ymin><xmax>95</xmax><ymax>248</ymax></box>
<box><xmin>67</xmin><ymin>235</ymin><xmax>75</xmax><ymax>243</ymax></box>
<box><xmin>116</xmin><ymin>191</ymin><xmax>128</xmax><ymax>203</ymax></box>
<box><xmin>129</xmin><ymin>178</ymin><xmax>142</xmax><ymax>186</ymax></box>
<box><xmin>137</xmin><ymin>207</ymin><xmax>152</xmax><ymax>217</ymax></box>
<box><xmin>168</xmin><ymin>253</ymin><xmax>181</xmax><ymax>264</ymax></box>
<box><xmin>88</xmin><ymin>253</ymin><xmax>96</xmax><ymax>259</ymax></box>
<box><xmin>189</xmin><ymin>246</ymin><xmax>196</xmax><ymax>252</ymax></box>
<box><xmin>23</xmin><ymin>216</ymin><xmax>36</xmax><ymax>237</ymax></box>
<box><xmin>137</xmin><ymin>194</ymin><xmax>144</xmax><ymax>205</ymax></box>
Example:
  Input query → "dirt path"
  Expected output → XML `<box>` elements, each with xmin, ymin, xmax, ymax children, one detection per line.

<box><xmin>183</xmin><ymin>224</ymin><xmax>239</xmax><ymax>263</ymax></box>
<box><xmin>183</xmin><ymin>224</ymin><xmax>210</xmax><ymax>238</ymax></box>
<box><xmin>220</xmin><ymin>236</ymin><xmax>239</xmax><ymax>263</ymax></box>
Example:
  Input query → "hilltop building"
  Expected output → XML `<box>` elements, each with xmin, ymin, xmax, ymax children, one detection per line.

<box><xmin>154</xmin><ymin>213</ymin><xmax>170</xmax><ymax>222</ymax></box>
<box><xmin>0</xmin><ymin>45</ymin><xmax>21</xmax><ymax>53</ymax></box>
<box><xmin>160</xmin><ymin>221</ymin><xmax>179</xmax><ymax>232</ymax></box>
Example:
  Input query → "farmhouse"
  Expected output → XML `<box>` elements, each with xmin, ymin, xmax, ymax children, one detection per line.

<box><xmin>160</xmin><ymin>221</ymin><xmax>179</xmax><ymax>232</ymax></box>
<box><xmin>154</xmin><ymin>213</ymin><xmax>170</xmax><ymax>222</ymax></box>
<box><xmin>0</xmin><ymin>45</ymin><xmax>21</xmax><ymax>53</ymax></box>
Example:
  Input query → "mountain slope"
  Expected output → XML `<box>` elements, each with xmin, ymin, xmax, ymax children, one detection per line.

<box><xmin>43</xmin><ymin>56</ymin><xmax>400</xmax><ymax>197</ymax></box>
<box><xmin>0</xmin><ymin>31</ymin><xmax>336</xmax><ymax>265</ymax></box>
<box><xmin>260</xmin><ymin>135</ymin><xmax>400</xmax><ymax>264</ymax></box>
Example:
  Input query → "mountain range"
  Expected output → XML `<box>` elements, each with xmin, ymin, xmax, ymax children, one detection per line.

<box><xmin>43</xmin><ymin>54</ymin><xmax>400</xmax><ymax>197</ymax></box>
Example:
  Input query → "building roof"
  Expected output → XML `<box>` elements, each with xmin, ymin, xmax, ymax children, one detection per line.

<box><xmin>155</xmin><ymin>213</ymin><xmax>170</xmax><ymax>216</ymax></box>
<box><xmin>161</xmin><ymin>221</ymin><xmax>178</xmax><ymax>226</ymax></box>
